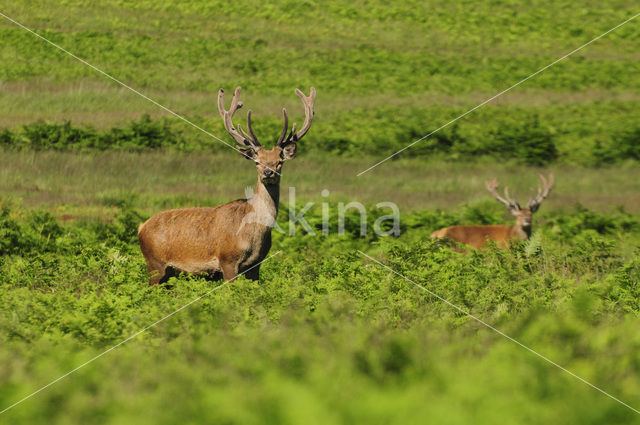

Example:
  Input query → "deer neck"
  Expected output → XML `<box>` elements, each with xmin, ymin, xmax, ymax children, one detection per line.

<box><xmin>512</xmin><ymin>221</ymin><xmax>531</xmax><ymax>240</ymax></box>
<box><xmin>252</xmin><ymin>178</ymin><xmax>280</xmax><ymax>223</ymax></box>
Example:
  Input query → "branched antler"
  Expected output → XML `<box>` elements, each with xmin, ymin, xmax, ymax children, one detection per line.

<box><xmin>218</xmin><ymin>87</ymin><xmax>261</xmax><ymax>148</ymax></box>
<box><xmin>277</xmin><ymin>87</ymin><xmax>316</xmax><ymax>147</ymax></box>
<box><xmin>485</xmin><ymin>178</ymin><xmax>521</xmax><ymax>211</ymax></box>
<box><xmin>527</xmin><ymin>173</ymin><xmax>554</xmax><ymax>212</ymax></box>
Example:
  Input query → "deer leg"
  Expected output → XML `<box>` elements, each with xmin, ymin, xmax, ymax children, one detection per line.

<box><xmin>145</xmin><ymin>258</ymin><xmax>167</xmax><ymax>286</ymax></box>
<box><xmin>149</xmin><ymin>273</ymin><xmax>163</xmax><ymax>286</ymax></box>
<box><xmin>221</xmin><ymin>262</ymin><xmax>239</xmax><ymax>282</ymax></box>
<box><xmin>243</xmin><ymin>264</ymin><xmax>260</xmax><ymax>282</ymax></box>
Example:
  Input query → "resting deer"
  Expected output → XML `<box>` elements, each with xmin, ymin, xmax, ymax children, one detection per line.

<box><xmin>138</xmin><ymin>86</ymin><xmax>316</xmax><ymax>284</ymax></box>
<box><xmin>430</xmin><ymin>173</ymin><xmax>554</xmax><ymax>249</ymax></box>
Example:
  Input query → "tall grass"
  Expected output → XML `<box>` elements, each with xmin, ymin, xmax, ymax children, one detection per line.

<box><xmin>0</xmin><ymin>193</ymin><xmax>639</xmax><ymax>424</ymax></box>
<box><xmin>1</xmin><ymin>150</ymin><xmax>639</xmax><ymax>214</ymax></box>
<box><xmin>0</xmin><ymin>1</ymin><xmax>639</xmax><ymax>163</ymax></box>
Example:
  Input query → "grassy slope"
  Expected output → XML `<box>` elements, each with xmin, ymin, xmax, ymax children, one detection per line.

<box><xmin>0</xmin><ymin>1</ymin><xmax>639</xmax><ymax>162</ymax></box>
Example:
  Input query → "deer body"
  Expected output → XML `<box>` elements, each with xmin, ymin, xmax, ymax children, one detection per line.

<box><xmin>430</xmin><ymin>223</ymin><xmax>530</xmax><ymax>249</ymax></box>
<box><xmin>139</xmin><ymin>87</ymin><xmax>315</xmax><ymax>284</ymax></box>
<box><xmin>431</xmin><ymin>219</ymin><xmax>531</xmax><ymax>249</ymax></box>
<box><xmin>430</xmin><ymin>174</ymin><xmax>552</xmax><ymax>249</ymax></box>
<box><xmin>138</xmin><ymin>178</ymin><xmax>278</xmax><ymax>283</ymax></box>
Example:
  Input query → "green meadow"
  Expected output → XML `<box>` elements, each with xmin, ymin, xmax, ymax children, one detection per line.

<box><xmin>1</xmin><ymin>0</ymin><xmax>639</xmax><ymax>164</ymax></box>
<box><xmin>1</xmin><ymin>1</ymin><xmax>640</xmax><ymax>424</ymax></box>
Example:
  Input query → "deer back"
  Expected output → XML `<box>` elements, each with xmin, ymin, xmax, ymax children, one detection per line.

<box><xmin>431</xmin><ymin>225</ymin><xmax>517</xmax><ymax>249</ymax></box>
<box><xmin>138</xmin><ymin>201</ymin><xmax>263</xmax><ymax>271</ymax></box>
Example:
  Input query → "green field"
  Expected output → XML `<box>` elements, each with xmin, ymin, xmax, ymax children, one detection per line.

<box><xmin>1</xmin><ymin>1</ymin><xmax>640</xmax><ymax>424</ymax></box>
<box><xmin>1</xmin><ymin>1</ymin><xmax>640</xmax><ymax>164</ymax></box>
<box><xmin>1</xmin><ymin>154</ymin><xmax>640</xmax><ymax>424</ymax></box>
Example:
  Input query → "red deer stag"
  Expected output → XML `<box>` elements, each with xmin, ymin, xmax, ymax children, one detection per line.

<box><xmin>430</xmin><ymin>173</ymin><xmax>554</xmax><ymax>249</ymax></box>
<box><xmin>138</xmin><ymin>86</ymin><xmax>316</xmax><ymax>284</ymax></box>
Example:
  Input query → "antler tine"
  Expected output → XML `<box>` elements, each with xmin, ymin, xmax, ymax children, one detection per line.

<box><xmin>236</xmin><ymin>111</ymin><xmax>261</xmax><ymax>147</ymax></box>
<box><xmin>218</xmin><ymin>87</ymin><xmax>243</xmax><ymax>119</ymax></box>
<box><xmin>222</xmin><ymin>111</ymin><xmax>249</xmax><ymax>147</ymax></box>
<box><xmin>246</xmin><ymin>110</ymin><xmax>260</xmax><ymax>147</ymax></box>
<box><xmin>236</xmin><ymin>122</ymin><xmax>252</xmax><ymax>143</ymax></box>
<box><xmin>222</xmin><ymin>111</ymin><xmax>250</xmax><ymax>146</ymax></box>
<box><xmin>485</xmin><ymin>178</ymin><xmax>519</xmax><ymax>210</ymax></box>
<box><xmin>293</xmin><ymin>87</ymin><xmax>316</xmax><ymax>141</ymax></box>
<box><xmin>485</xmin><ymin>177</ymin><xmax>498</xmax><ymax>192</ymax></box>
<box><xmin>278</xmin><ymin>87</ymin><xmax>315</xmax><ymax>147</ymax></box>
<box><xmin>503</xmin><ymin>187</ymin><xmax>520</xmax><ymax>209</ymax></box>
<box><xmin>218</xmin><ymin>87</ymin><xmax>260</xmax><ymax>148</ymax></box>
<box><xmin>542</xmin><ymin>172</ymin><xmax>554</xmax><ymax>196</ymax></box>
<box><xmin>527</xmin><ymin>172</ymin><xmax>554</xmax><ymax>209</ymax></box>
<box><xmin>217</xmin><ymin>89</ymin><xmax>225</xmax><ymax>118</ymax></box>
<box><xmin>276</xmin><ymin>108</ymin><xmax>289</xmax><ymax>145</ymax></box>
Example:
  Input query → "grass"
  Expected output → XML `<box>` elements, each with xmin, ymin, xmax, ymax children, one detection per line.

<box><xmin>1</xmin><ymin>150</ymin><xmax>639</xmax><ymax>214</ymax></box>
<box><xmin>1</xmin><ymin>158</ymin><xmax>640</xmax><ymax>423</ymax></box>
<box><xmin>0</xmin><ymin>1</ymin><xmax>639</xmax><ymax>164</ymax></box>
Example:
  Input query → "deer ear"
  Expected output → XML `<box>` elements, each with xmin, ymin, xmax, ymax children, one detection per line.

<box><xmin>238</xmin><ymin>147</ymin><xmax>256</xmax><ymax>160</ymax></box>
<box><xmin>281</xmin><ymin>143</ymin><xmax>297</xmax><ymax>161</ymax></box>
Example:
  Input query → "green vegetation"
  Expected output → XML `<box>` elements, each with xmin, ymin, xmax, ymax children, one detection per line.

<box><xmin>1</xmin><ymin>112</ymin><xmax>639</xmax><ymax>165</ymax></box>
<box><xmin>1</xmin><ymin>1</ymin><xmax>639</xmax><ymax>164</ymax></box>
<box><xmin>0</xmin><ymin>116</ymin><xmax>179</xmax><ymax>151</ymax></box>
<box><xmin>1</xmin><ymin>187</ymin><xmax>640</xmax><ymax>424</ymax></box>
<box><xmin>1</xmin><ymin>151</ymin><xmax>640</xmax><ymax>423</ymax></box>
<box><xmin>1</xmin><ymin>0</ymin><xmax>640</xmax><ymax>423</ymax></box>
<box><xmin>2</xmin><ymin>151</ymin><xmax>640</xmax><ymax>214</ymax></box>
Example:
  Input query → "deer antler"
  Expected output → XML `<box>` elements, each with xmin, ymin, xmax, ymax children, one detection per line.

<box><xmin>527</xmin><ymin>172</ymin><xmax>554</xmax><ymax>212</ymax></box>
<box><xmin>218</xmin><ymin>87</ymin><xmax>261</xmax><ymax>148</ymax></box>
<box><xmin>277</xmin><ymin>87</ymin><xmax>316</xmax><ymax>147</ymax></box>
<box><xmin>276</xmin><ymin>108</ymin><xmax>289</xmax><ymax>146</ymax></box>
<box><xmin>485</xmin><ymin>178</ymin><xmax>520</xmax><ymax>211</ymax></box>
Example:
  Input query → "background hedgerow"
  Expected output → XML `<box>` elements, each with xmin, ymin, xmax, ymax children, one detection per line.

<box><xmin>1</xmin><ymin>113</ymin><xmax>639</xmax><ymax>166</ymax></box>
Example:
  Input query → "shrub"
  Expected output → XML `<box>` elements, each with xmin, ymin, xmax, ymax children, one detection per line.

<box><xmin>488</xmin><ymin>115</ymin><xmax>558</xmax><ymax>165</ymax></box>
<box><xmin>0</xmin><ymin>116</ymin><xmax>180</xmax><ymax>152</ymax></box>
<box><xmin>613</xmin><ymin>126</ymin><xmax>640</xmax><ymax>161</ymax></box>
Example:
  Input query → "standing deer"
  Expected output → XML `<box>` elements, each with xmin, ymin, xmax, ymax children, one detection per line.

<box><xmin>430</xmin><ymin>173</ymin><xmax>554</xmax><ymax>249</ymax></box>
<box><xmin>138</xmin><ymin>86</ymin><xmax>316</xmax><ymax>284</ymax></box>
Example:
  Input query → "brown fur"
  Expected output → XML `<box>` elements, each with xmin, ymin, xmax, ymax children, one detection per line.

<box><xmin>138</xmin><ymin>148</ymin><xmax>286</xmax><ymax>285</ymax></box>
<box><xmin>430</xmin><ymin>213</ymin><xmax>531</xmax><ymax>250</ymax></box>
<box><xmin>431</xmin><ymin>174</ymin><xmax>553</xmax><ymax>250</ymax></box>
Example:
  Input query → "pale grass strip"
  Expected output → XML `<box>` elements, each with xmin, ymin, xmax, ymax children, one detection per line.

<box><xmin>358</xmin><ymin>250</ymin><xmax>640</xmax><ymax>415</ymax></box>
<box><xmin>0</xmin><ymin>10</ymin><xmax>281</xmax><ymax>175</ymax></box>
<box><xmin>0</xmin><ymin>251</ymin><xmax>282</xmax><ymax>416</ymax></box>
<box><xmin>356</xmin><ymin>11</ymin><xmax>640</xmax><ymax>176</ymax></box>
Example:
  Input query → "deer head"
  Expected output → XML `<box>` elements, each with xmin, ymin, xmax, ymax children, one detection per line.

<box><xmin>485</xmin><ymin>173</ymin><xmax>554</xmax><ymax>229</ymax></box>
<box><xmin>218</xmin><ymin>86</ymin><xmax>316</xmax><ymax>185</ymax></box>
